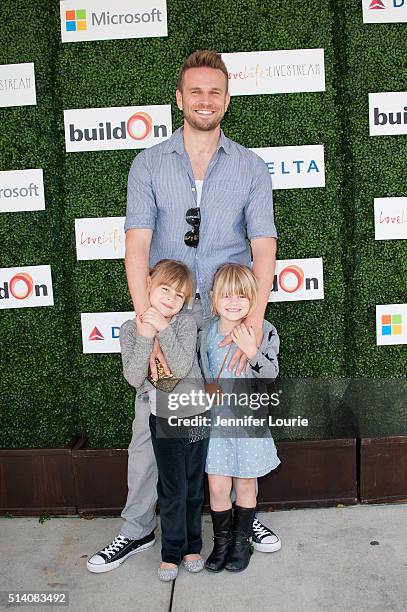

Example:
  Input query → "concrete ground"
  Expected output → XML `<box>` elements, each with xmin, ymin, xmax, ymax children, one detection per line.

<box><xmin>1</xmin><ymin>504</ymin><xmax>407</xmax><ymax>612</ymax></box>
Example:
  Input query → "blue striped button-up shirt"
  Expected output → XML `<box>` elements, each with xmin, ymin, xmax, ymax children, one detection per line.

<box><xmin>125</xmin><ymin>126</ymin><xmax>277</xmax><ymax>316</ymax></box>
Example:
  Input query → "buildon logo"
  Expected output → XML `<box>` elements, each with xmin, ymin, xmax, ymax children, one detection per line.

<box><xmin>268</xmin><ymin>258</ymin><xmax>324</xmax><ymax>303</ymax></box>
<box><xmin>65</xmin><ymin>9</ymin><xmax>87</xmax><ymax>31</ymax></box>
<box><xmin>64</xmin><ymin>105</ymin><xmax>172</xmax><ymax>152</ymax></box>
<box><xmin>0</xmin><ymin>266</ymin><xmax>54</xmax><ymax>310</ymax></box>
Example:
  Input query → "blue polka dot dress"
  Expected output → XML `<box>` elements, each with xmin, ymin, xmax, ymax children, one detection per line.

<box><xmin>205</xmin><ymin>320</ymin><xmax>281</xmax><ymax>478</ymax></box>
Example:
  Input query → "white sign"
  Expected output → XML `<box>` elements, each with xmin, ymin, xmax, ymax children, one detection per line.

<box><xmin>268</xmin><ymin>258</ymin><xmax>324</xmax><ymax>303</ymax></box>
<box><xmin>0</xmin><ymin>266</ymin><xmax>54</xmax><ymax>310</ymax></box>
<box><xmin>374</xmin><ymin>197</ymin><xmax>407</xmax><ymax>240</ymax></box>
<box><xmin>81</xmin><ymin>311</ymin><xmax>134</xmax><ymax>353</ymax></box>
<box><xmin>362</xmin><ymin>0</ymin><xmax>407</xmax><ymax>23</ymax></box>
<box><xmin>75</xmin><ymin>216</ymin><xmax>125</xmax><ymax>260</ymax></box>
<box><xmin>0</xmin><ymin>63</ymin><xmax>36</xmax><ymax>108</ymax></box>
<box><xmin>251</xmin><ymin>145</ymin><xmax>325</xmax><ymax>190</ymax></box>
<box><xmin>376</xmin><ymin>304</ymin><xmax>407</xmax><ymax>346</ymax></box>
<box><xmin>222</xmin><ymin>49</ymin><xmax>325</xmax><ymax>96</ymax></box>
<box><xmin>60</xmin><ymin>0</ymin><xmax>167</xmax><ymax>43</ymax></box>
<box><xmin>0</xmin><ymin>169</ymin><xmax>45</xmax><ymax>213</ymax></box>
<box><xmin>369</xmin><ymin>92</ymin><xmax>407</xmax><ymax>136</ymax></box>
<box><xmin>64</xmin><ymin>105</ymin><xmax>172</xmax><ymax>152</ymax></box>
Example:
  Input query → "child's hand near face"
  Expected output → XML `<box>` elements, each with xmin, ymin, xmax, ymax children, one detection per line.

<box><xmin>135</xmin><ymin>314</ymin><xmax>156</xmax><ymax>338</ymax></box>
<box><xmin>230</xmin><ymin>323</ymin><xmax>257</xmax><ymax>360</ymax></box>
<box><xmin>142</xmin><ymin>307</ymin><xmax>170</xmax><ymax>333</ymax></box>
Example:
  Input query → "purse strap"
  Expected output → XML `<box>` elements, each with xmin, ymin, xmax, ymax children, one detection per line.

<box><xmin>215</xmin><ymin>343</ymin><xmax>233</xmax><ymax>384</ymax></box>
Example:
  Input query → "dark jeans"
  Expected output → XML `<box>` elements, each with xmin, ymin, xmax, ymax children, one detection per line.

<box><xmin>149</xmin><ymin>414</ymin><xmax>209</xmax><ymax>565</ymax></box>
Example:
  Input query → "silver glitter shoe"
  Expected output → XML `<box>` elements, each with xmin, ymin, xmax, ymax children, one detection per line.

<box><xmin>182</xmin><ymin>557</ymin><xmax>205</xmax><ymax>573</ymax></box>
<box><xmin>157</xmin><ymin>565</ymin><xmax>178</xmax><ymax>582</ymax></box>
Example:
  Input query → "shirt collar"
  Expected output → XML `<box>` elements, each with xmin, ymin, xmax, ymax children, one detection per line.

<box><xmin>163</xmin><ymin>126</ymin><xmax>231</xmax><ymax>156</ymax></box>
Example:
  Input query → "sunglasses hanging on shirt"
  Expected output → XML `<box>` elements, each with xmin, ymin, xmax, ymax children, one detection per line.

<box><xmin>184</xmin><ymin>207</ymin><xmax>200</xmax><ymax>248</ymax></box>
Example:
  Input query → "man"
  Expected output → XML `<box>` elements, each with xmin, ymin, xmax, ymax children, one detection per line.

<box><xmin>87</xmin><ymin>50</ymin><xmax>281</xmax><ymax>573</ymax></box>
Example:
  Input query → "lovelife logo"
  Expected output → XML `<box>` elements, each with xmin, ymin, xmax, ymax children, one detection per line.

<box><xmin>0</xmin><ymin>266</ymin><xmax>54</xmax><ymax>310</ymax></box>
<box><xmin>65</xmin><ymin>9</ymin><xmax>87</xmax><ymax>31</ymax></box>
<box><xmin>64</xmin><ymin>105</ymin><xmax>172</xmax><ymax>152</ymax></box>
<box><xmin>268</xmin><ymin>258</ymin><xmax>324</xmax><ymax>303</ymax></box>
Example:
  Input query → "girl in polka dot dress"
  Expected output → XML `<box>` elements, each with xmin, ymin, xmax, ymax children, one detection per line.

<box><xmin>198</xmin><ymin>263</ymin><xmax>280</xmax><ymax>573</ymax></box>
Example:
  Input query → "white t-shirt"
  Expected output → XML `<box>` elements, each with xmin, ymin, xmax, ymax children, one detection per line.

<box><xmin>195</xmin><ymin>180</ymin><xmax>203</xmax><ymax>295</ymax></box>
<box><xmin>195</xmin><ymin>179</ymin><xmax>203</xmax><ymax>207</ymax></box>
<box><xmin>149</xmin><ymin>387</ymin><xmax>157</xmax><ymax>416</ymax></box>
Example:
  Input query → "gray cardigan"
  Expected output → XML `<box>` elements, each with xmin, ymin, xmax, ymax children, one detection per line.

<box><xmin>198</xmin><ymin>316</ymin><xmax>279</xmax><ymax>383</ymax></box>
<box><xmin>119</xmin><ymin>313</ymin><xmax>207</xmax><ymax>418</ymax></box>
<box><xmin>197</xmin><ymin>317</ymin><xmax>280</xmax><ymax>437</ymax></box>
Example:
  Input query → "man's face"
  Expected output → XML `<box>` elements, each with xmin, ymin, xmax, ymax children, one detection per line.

<box><xmin>176</xmin><ymin>67</ymin><xmax>230</xmax><ymax>132</ymax></box>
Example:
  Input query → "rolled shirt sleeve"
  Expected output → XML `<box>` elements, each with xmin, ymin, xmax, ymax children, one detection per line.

<box><xmin>244</xmin><ymin>153</ymin><xmax>278</xmax><ymax>240</ymax></box>
<box><xmin>124</xmin><ymin>151</ymin><xmax>157</xmax><ymax>232</ymax></box>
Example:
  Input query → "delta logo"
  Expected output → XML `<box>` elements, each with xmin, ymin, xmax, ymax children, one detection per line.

<box><xmin>369</xmin><ymin>0</ymin><xmax>386</xmax><ymax>9</ymax></box>
<box><xmin>81</xmin><ymin>311</ymin><xmax>134</xmax><ymax>353</ymax></box>
<box><xmin>381</xmin><ymin>313</ymin><xmax>402</xmax><ymax>336</ymax></box>
<box><xmin>364</xmin><ymin>0</ymin><xmax>407</xmax><ymax>22</ymax></box>
<box><xmin>65</xmin><ymin>9</ymin><xmax>87</xmax><ymax>31</ymax></box>
<box><xmin>64</xmin><ymin>105</ymin><xmax>172</xmax><ymax>152</ymax></box>
<box><xmin>89</xmin><ymin>326</ymin><xmax>104</xmax><ymax>341</ymax></box>
<box><xmin>0</xmin><ymin>266</ymin><xmax>54</xmax><ymax>310</ymax></box>
<box><xmin>369</xmin><ymin>0</ymin><xmax>406</xmax><ymax>8</ymax></box>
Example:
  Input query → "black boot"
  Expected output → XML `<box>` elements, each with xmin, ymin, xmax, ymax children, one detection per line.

<box><xmin>224</xmin><ymin>505</ymin><xmax>255</xmax><ymax>572</ymax></box>
<box><xmin>205</xmin><ymin>508</ymin><xmax>233</xmax><ymax>572</ymax></box>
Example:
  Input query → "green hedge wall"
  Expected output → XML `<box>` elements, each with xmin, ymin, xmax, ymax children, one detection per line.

<box><xmin>0</xmin><ymin>0</ymin><xmax>405</xmax><ymax>447</ymax></box>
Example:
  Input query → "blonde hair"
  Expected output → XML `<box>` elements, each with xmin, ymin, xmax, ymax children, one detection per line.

<box><xmin>210</xmin><ymin>264</ymin><xmax>258</xmax><ymax>316</ymax></box>
<box><xmin>177</xmin><ymin>50</ymin><xmax>229</xmax><ymax>92</ymax></box>
<box><xmin>149</xmin><ymin>259</ymin><xmax>194</xmax><ymax>302</ymax></box>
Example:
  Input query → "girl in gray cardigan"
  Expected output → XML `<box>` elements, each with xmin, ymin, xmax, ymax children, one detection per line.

<box><xmin>119</xmin><ymin>260</ymin><xmax>208</xmax><ymax>582</ymax></box>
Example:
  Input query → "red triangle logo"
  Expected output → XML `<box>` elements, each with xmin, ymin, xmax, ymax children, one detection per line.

<box><xmin>89</xmin><ymin>326</ymin><xmax>104</xmax><ymax>341</ymax></box>
<box><xmin>369</xmin><ymin>0</ymin><xmax>386</xmax><ymax>9</ymax></box>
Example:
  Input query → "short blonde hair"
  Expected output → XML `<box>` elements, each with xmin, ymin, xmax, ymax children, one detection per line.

<box><xmin>149</xmin><ymin>259</ymin><xmax>194</xmax><ymax>302</ymax></box>
<box><xmin>177</xmin><ymin>50</ymin><xmax>229</xmax><ymax>92</ymax></box>
<box><xmin>210</xmin><ymin>264</ymin><xmax>258</xmax><ymax>316</ymax></box>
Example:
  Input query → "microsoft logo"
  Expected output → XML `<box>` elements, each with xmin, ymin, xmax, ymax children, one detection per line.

<box><xmin>65</xmin><ymin>9</ymin><xmax>87</xmax><ymax>32</ymax></box>
<box><xmin>381</xmin><ymin>313</ymin><xmax>402</xmax><ymax>336</ymax></box>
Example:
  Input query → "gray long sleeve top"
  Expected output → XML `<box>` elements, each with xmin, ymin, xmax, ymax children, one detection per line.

<box><xmin>119</xmin><ymin>313</ymin><xmax>207</xmax><ymax>418</ymax></box>
<box><xmin>198</xmin><ymin>316</ymin><xmax>279</xmax><ymax>383</ymax></box>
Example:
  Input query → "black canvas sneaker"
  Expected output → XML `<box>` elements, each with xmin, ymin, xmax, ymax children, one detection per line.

<box><xmin>86</xmin><ymin>531</ymin><xmax>155</xmax><ymax>573</ymax></box>
<box><xmin>252</xmin><ymin>518</ymin><xmax>282</xmax><ymax>553</ymax></box>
